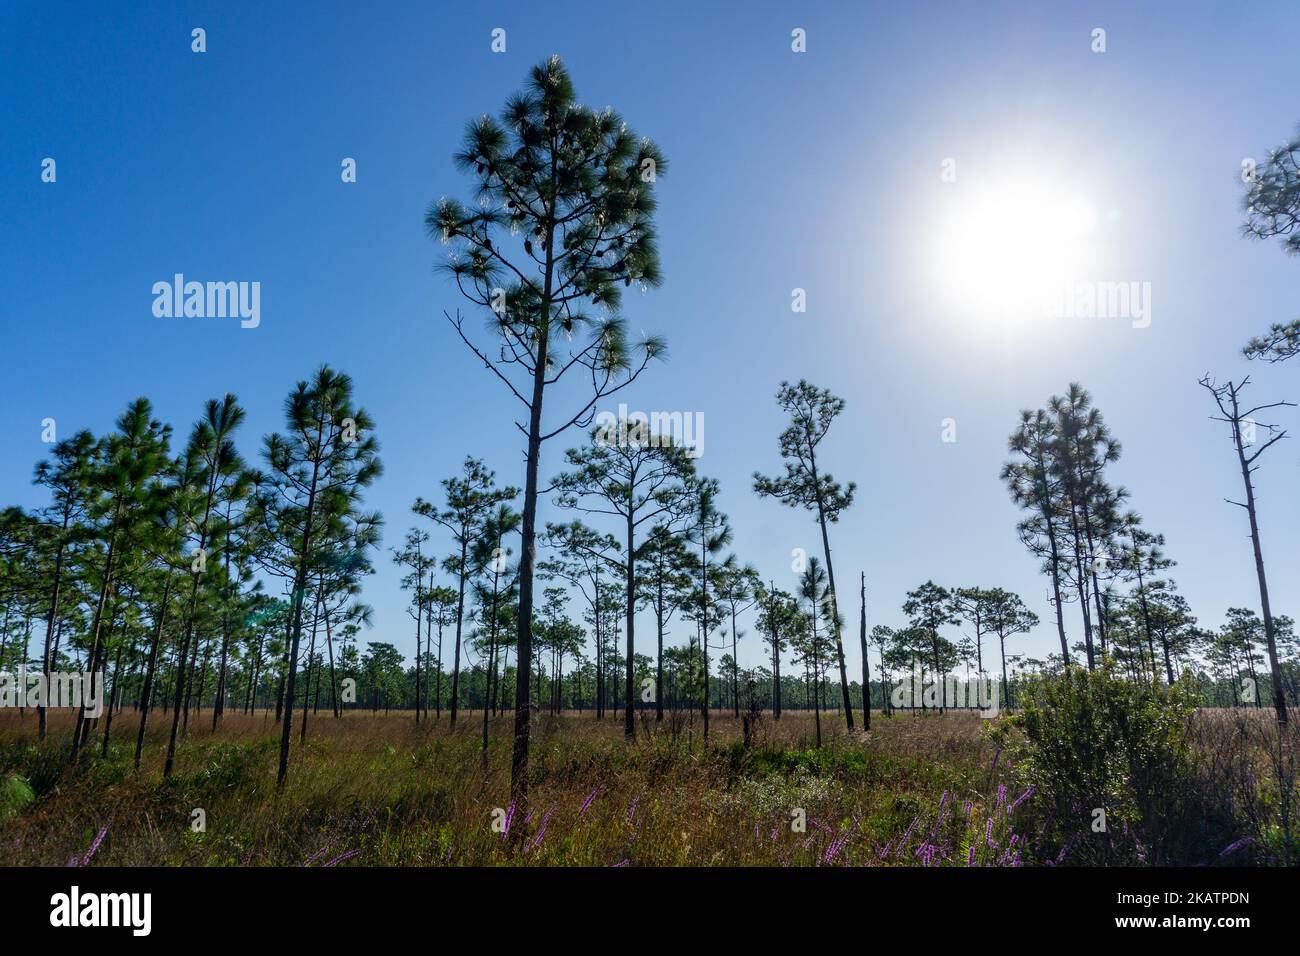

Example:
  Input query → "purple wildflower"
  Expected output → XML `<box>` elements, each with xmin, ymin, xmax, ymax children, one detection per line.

<box><xmin>823</xmin><ymin>830</ymin><xmax>851</xmax><ymax>865</ymax></box>
<box><xmin>897</xmin><ymin>813</ymin><xmax>921</xmax><ymax>856</ymax></box>
<box><xmin>324</xmin><ymin>849</ymin><xmax>360</xmax><ymax>867</ymax></box>
<box><xmin>1006</xmin><ymin>785</ymin><xmax>1035</xmax><ymax>813</ymax></box>
<box><xmin>527</xmin><ymin>806</ymin><xmax>556</xmax><ymax>853</ymax></box>
<box><xmin>579</xmin><ymin>787</ymin><xmax>601</xmax><ymax>815</ymax></box>
<box><xmin>1054</xmin><ymin>834</ymin><xmax>1077</xmax><ymax>865</ymax></box>
<box><xmin>1219</xmin><ymin>837</ymin><xmax>1255</xmax><ymax>859</ymax></box>
<box><xmin>81</xmin><ymin>822</ymin><xmax>110</xmax><ymax>867</ymax></box>
<box><xmin>303</xmin><ymin>841</ymin><xmax>334</xmax><ymax>866</ymax></box>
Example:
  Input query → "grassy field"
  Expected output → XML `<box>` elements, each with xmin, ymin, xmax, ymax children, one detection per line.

<box><xmin>0</xmin><ymin>707</ymin><xmax>1289</xmax><ymax>866</ymax></box>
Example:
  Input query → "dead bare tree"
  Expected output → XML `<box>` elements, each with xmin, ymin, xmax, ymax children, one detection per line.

<box><xmin>1199</xmin><ymin>374</ymin><xmax>1293</xmax><ymax>725</ymax></box>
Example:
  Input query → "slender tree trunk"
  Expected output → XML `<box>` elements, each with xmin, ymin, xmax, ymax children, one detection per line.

<box><xmin>413</xmin><ymin>557</ymin><xmax>424</xmax><ymax>724</ymax></box>
<box><xmin>424</xmin><ymin>612</ymin><xmax>433</xmax><ymax>719</ymax></box>
<box><xmin>323</xmin><ymin>605</ymin><xmax>339</xmax><ymax>718</ymax></box>
<box><xmin>135</xmin><ymin>577</ymin><xmax>173</xmax><ymax>769</ymax></box>
<box><xmin>1229</xmin><ymin>412</ymin><xmax>1288</xmax><ymax>724</ymax></box>
<box><xmin>300</xmin><ymin>590</ymin><xmax>322</xmax><ymax>745</ymax></box>
<box><xmin>730</xmin><ymin>606</ymin><xmax>740</xmax><ymax>719</ymax></box>
<box><xmin>247</xmin><ymin>628</ymin><xmax>265</xmax><ymax>715</ymax></box>
<box><xmin>38</xmin><ymin>514</ymin><xmax>69</xmax><ymax>740</ymax></box>
<box><xmin>700</xmin><ymin>534</ymin><xmax>709</xmax><ymax>743</ymax></box>
<box><xmin>594</xmin><ymin>572</ymin><xmax>604</xmax><ymax>720</ymax></box>
<box><xmin>509</xmin><ymin>287</ymin><xmax>552</xmax><ymax>805</ymax></box>
<box><xmin>213</xmin><ymin>526</ymin><xmax>235</xmax><ymax>730</ymax></box>
<box><xmin>482</xmin><ymin>562</ymin><xmax>501</xmax><ymax>768</ymax></box>
<box><xmin>181</xmin><ymin>630</ymin><xmax>203</xmax><ymax>732</ymax></box>
<box><xmin>164</xmin><ymin>468</ymin><xmax>222</xmax><ymax>777</ymax></box>
<box><xmin>0</xmin><ymin>610</ymin><xmax>12</xmax><ymax>688</ymax></box>
<box><xmin>213</xmin><ymin>612</ymin><xmax>232</xmax><ymax>728</ymax></box>
<box><xmin>932</xmin><ymin>633</ymin><xmax>946</xmax><ymax>713</ymax></box>
<box><xmin>1131</xmin><ymin>543</ymin><xmax>1164</xmax><ymax>685</ymax></box>
<box><xmin>1077</xmin><ymin>495</ymin><xmax>1108</xmax><ymax>654</ymax></box>
<box><xmin>998</xmin><ymin>631</ymin><xmax>1011</xmax><ymax>709</ymax></box>
<box><xmin>811</xmin><ymin>622</ymin><xmax>822</xmax><ymax>747</ymax></box>
<box><xmin>1064</xmin><ymin>503</ymin><xmax>1096</xmax><ymax>670</ymax></box>
<box><xmin>624</xmin><ymin>510</ymin><xmax>636</xmax><ymax>741</ymax></box>
<box><xmin>859</xmin><ymin>572</ymin><xmax>870</xmax><ymax>731</ymax></box>
<box><xmin>1245</xmin><ymin>647</ymin><xmax>1262</xmax><ymax>708</ymax></box>
<box><xmin>808</xmin><ymin>449</ymin><xmax>854</xmax><ymax>731</ymax></box>
<box><xmin>450</xmin><ymin>538</ymin><xmax>469</xmax><ymax>729</ymax></box>
<box><xmin>435</xmin><ymin>620</ymin><xmax>443</xmax><ymax>720</ymax></box>
<box><xmin>193</xmin><ymin>635</ymin><xmax>212</xmax><ymax>720</ymax></box>
<box><xmin>276</xmin><ymin>418</ymin><xmax>326</xmax><ymax>789</ymax></box>
<box><xmin>1034</xmin><ymin>459</ymin><xmax>1070</xmax><ymax>662</ymax></box>
<box><xmin>655</xmin><ymin>575</ymin><xmax>665</xmax><ymax>722</ymax></box>
<box><xmin>769</xmin><ymin>582</ymin><xmax>783</xmax><ymax>720</ymax></box>
<box><xmin>101</xmin><ymin>638</ymin><xmax>126</xmax><ymax>758</ymax></box>
<box><xmin>72</xmin><ymin>502</ymin><xmax>122</xmax><ymax>763</ymax></box>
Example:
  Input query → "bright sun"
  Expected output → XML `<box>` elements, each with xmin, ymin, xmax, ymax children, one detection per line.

<box><xmin>933</xmin><ymin>178</ymin><xmax>1098</xmax><ymax>323</ymax></box>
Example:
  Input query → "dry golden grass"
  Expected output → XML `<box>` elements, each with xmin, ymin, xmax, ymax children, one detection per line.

<box><xmin>0</xmin><ymin>705</ymin><xmax>1289</xmax><ymax>866</ymax></box>
<box><xmin>0</xmin><ymin>707</ymin><xmax>1007</xmax><ymax>866</ymax></box>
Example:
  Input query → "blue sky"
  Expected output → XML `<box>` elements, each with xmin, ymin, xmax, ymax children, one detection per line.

<box><xmin>3</xmin><ymin>1</ymin><xmax>1299</xmax><ymax>676</ymax></box>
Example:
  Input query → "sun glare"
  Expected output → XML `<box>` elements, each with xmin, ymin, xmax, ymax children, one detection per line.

<box><xmin>933</xmin><ymin>179</ymin><xmax>1098</xmax><ymax>323</ymax></box>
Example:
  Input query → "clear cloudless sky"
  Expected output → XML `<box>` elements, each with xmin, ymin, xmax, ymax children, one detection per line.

<box><xmin>3</xmin><ymin>1</ymin><xmax>1299</xmax><ymax>678</ymax></box>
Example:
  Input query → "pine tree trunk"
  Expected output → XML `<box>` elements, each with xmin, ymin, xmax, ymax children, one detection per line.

<box><xmin>38</xmin><ymin>514</ymin><xmax>69</xmax><ymax>740</ymax></box>
<box><xmin>324</xmin><ymin>606</ymin><xmax>339</xmax><ymax>718</ymax></box>
<box><xmin>276</xmin><ymin>421</ymin><xmax>325</xmax><ymax>789</ymax></box>
<box><xmin>1231</xmin><ymin>413</ymin><xmax>1288</xmax><ymax>724</ymax></box>
<box><xmin>72</xmin><ymin>502</ymin><xmax>122</xmax><ymax>763</ymax></box>
<box><xmin>450</xmin><ymin>538</ymin><xmax>469</xmax><ymax>728</ymax></box>
<box><xmin>510</xmin><ymin>333</ymin><xmax>548</xmax><ymax>805</ymax></box>
<box><xmin>809</xmin><ymin>449</ymin><xmax>854</xmax><ymax>731</ymax></box>
<box><xmin>135</xmin><ymin>577</ymin><xmax>173</xmax><ymax>770</ymax></box>
<box><xmin>655</xmin><ymin>576</ymin><xmax>665</xmax><ymax>722</ymax></box>
<box><xmin>482</xmin><ymin>565</ymin><xmax>501</xmax><ymax>768</ymax></box>
<box><xmin>625</xmin><ymin>510</ymin><xmax>636</xmax><ymax>741</ymax></box>
<box><xmin>859</xmin><ymin>572</ymin><xmax>870</xmax><ymax>731</ymax></box>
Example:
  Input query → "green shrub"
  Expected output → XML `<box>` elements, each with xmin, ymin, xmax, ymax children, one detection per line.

<box><xmin>0</xmin><ymin>774</ymin><xmax>36</xmax><ymax>823</ymax></box>
<box><xmin>1000</xmin><ymin>663</ymin><xmax>1225</xmax><ymax>864</ymax></box>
